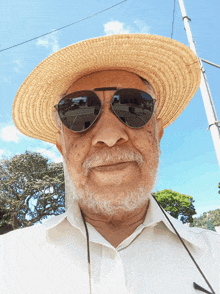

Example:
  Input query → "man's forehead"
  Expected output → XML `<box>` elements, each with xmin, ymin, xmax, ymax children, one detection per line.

<box><xmin>66</xmin><ymin>70</ymin><xmax>151</xmax><ymax>94</ymax></box>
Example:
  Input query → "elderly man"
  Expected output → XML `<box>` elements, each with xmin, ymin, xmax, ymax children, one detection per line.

<box><xmin>1</xmin><ymin>34</ymin><xmax>219</xmax><ymax>294</ymax></box>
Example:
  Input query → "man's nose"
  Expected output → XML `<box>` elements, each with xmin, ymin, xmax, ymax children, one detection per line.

<box><xmin>91</xmin><ymin>102</ymin><xmax>129</xmax><ymax>147</ymax></box>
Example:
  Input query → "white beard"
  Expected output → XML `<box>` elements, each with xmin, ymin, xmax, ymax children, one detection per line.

<box><xmin>75</xmin><ymin>185</ymin><xmax>151</xmax><ymax>216</ymax></box>
<box><xmin>64</xmin><ymin>152</ymin><xmax>159</xmax><ymax>217</ymax></box>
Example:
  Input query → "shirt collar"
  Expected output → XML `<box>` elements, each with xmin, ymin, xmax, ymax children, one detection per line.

<box><xmin>42</xmin><ymin>195</ymin><xmax>206</xmax><ymax>251</ymax></box>
<box><xmin>42</xmin><ymin>198</ymin><xmax>85</xmax><ymax>233</ymax></box>
<box><xmin>142</xmin><ymin>195</ymin><xmax>207</xmax><ymax>250</ymax></box>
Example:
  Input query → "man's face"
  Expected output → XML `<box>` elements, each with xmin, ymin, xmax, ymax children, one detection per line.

<box><xmin>56</xmin><ymin>70</ymin><xmax>163</xmax><ymax>216</ymax></box>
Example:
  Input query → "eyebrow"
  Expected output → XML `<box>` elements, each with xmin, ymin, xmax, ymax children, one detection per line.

<box><xmin>93</xmin><ymin>87</ymin><xmax>118</xmax><ymax>91</ymax></box>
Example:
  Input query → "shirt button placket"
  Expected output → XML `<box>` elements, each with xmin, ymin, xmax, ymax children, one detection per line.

<box><xmin>99</xmin><ymin>246</ymin><xmax>127</xmax><ymax>294</ymax></box>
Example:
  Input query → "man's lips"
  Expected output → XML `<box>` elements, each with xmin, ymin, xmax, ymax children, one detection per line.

<box><xmin>92</xmin><ymin>161</ymin><xmax>134</xmax><ymax>172</ymax></box>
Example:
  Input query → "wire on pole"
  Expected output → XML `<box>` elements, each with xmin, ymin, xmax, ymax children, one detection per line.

<box><xmin>201</xmin><ymin>59</ymin><xmax>220</xmax><ymax>69</ymax></box>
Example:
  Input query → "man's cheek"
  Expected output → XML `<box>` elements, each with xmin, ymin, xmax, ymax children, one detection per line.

<box><xmin>66</xmin><ymin>140</ymin><xmax>87</xmax><ymax>163</ymax></box>
<box><xmin>66</xmin><ymin>151</ymin><xmax>89</xmax><ymax>187</ymax></box>
<box><xmin>133</xmin><ymin>137</ymin><xmax>153</xmax><ymax>155</ymax></box>
<box><xmin>68</xmin><ymin>163</ymin><xmax>88</xmax><ymax>189</ymax></box>
<box><xmin>69</xmin><ymin>152</ymin><xmax>83</xmax><ymax>163</ymax></box>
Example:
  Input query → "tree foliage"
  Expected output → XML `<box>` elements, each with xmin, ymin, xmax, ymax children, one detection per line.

<box><xmin>153</xmin><ymin>189</ymin><xmax>196</xmax><ymax>224</ymax></box>
<box><xmin>0</xmin><ymin>151</ymin><xmax>65</xmax><ymax>234</ymax></box>
<box><xmin>193</xmin><ymin>209</ymin><xmax>220</xmax><ymax>230</ymax></box>
<box><xmin>218</xmin><ymin>182</ymin><xmax>220</xmax><ymax>194</ymax></box>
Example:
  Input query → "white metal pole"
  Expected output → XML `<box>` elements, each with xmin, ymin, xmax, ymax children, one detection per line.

<box><xmin>178</xmin><ymin>0</ymin><xmax>220</xmax><ymax>169</ymax></box>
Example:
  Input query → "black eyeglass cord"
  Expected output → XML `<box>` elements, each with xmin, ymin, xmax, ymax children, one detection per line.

<box><xmin>80</xmin><ymin>198</ymin><xmax>216</xmax><ymax>294</ymax></box>
<box><xmin>152</xmin><ymin>195</ymin><xmax>216</xmax><ymax>294</ymax></box>
<box><xmin>80</xmin><ymin>209</ymin><xmax>92</xmax><ymax>294</ymax></box>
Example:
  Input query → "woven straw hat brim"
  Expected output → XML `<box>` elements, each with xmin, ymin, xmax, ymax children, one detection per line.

<box><xmin>13</xmin><ymin>34</ymin><xmax>201</xmax><ymax>144</ymax></box>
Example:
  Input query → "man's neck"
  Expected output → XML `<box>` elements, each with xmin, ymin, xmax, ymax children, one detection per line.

<box><xmin>80</xmin><ymin>200</ymin><xmax>150</xmax><ymax>248</ymax></box>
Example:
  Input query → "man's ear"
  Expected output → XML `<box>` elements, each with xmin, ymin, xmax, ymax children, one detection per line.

<box><xmin>55</xmin><ymin>131</ymin><xmax>64</xmax><ymax>155</ymax></box>
<box><xmin>157</xmin><ymin>118</ymin><xmax>164</xmax><ymax>142</ymax></box>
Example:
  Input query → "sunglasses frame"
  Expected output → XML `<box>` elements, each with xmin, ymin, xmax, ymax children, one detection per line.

<box><xmin>54</xmin><ymin>87</ymin><xmax>157</xmax><ymax>133</ymax></box>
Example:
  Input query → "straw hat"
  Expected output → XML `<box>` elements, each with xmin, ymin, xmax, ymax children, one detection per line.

<box><xmin>13</xmin><ymin>34</ymin><xmax>201</xmax><ymax>144</ymax></box>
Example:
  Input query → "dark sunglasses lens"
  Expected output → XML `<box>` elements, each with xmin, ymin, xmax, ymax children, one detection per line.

<box><xmin>58</xmin><ymin>91</ymin><xmax>101</xmax><ymax>131</ymax></box>
<box><xmin>111</xmin><ymin>89</ymin><xmax>155</xmax><ymax>128</ymax></box>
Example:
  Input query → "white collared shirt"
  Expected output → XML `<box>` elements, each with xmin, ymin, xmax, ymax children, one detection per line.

<box><xmin>1</xmin><ymin>195</ymin><xmax>220</xmax><ymax>294</ymax></box>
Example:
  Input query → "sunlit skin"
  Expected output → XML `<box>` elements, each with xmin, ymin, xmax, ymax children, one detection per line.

<box><xmin>56</xmin><ymin>70</ymin><xmax>163</xmax><ymax>247</ymax></box>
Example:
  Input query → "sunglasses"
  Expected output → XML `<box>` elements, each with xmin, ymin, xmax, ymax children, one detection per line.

<box><xmin>54</xmin><ymin>87</ymin><xmax>156</xmax><ymax>132</ymax></box>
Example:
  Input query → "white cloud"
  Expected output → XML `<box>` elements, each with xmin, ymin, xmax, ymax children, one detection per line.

<box><xmin>0</xmin><ymin>149</ymin><xmax>12</xmax><ymax>159</ymax></box>
<box><xmin>1</xmin><ymin>125</ymin><xmax>24</xmax><ymax>143</ymax></box>
<box><xmin>2</xmin><ymin>77</ymin><xmax>12</xmax><ymax>84</ymax></box>
<box><xmin>36</xmin><ymin>148</ymin><xmax>56</xmax><ymax>159</ymax></box>
<box><xmin>13</xmin><ymin>60</ymin><xmax>22</xmax><ymax>66</ymax></box>
<box><xmin>104</xmin><ymin>21</ymin><xmax>130</xmax><ymax>35</ymax></box>
<box><xmin>53</xmin><ymin>156</ymin><xmax>63</xmax><ymax>163</ymax></box>
<box><xmin>36</xmin><ymin>32</ymin><xmax>60</xmax><ymax>54</ymax></box>
<box><xmin>42</xmin><ymin>142</ymin><xmax>54</xmax><ymax>148</ymax></box>
<box><xmin>36</xmin><ymin>148</ymin><xmax>62</xmax><ymax>163</ymax></box>
<box><xmin>134</xmin><ymin>20</ymin><xmax>150</xmax><ymax>34</ymax></box>
<box><xmin>104</xmin><ymin>20</ymin><xmax>150</xmax><ymax>36</ymax></box>
<box><xmin>13</xmin><ymin>59</ymin><xmax>23</xmax><ymax>73</ymax></box>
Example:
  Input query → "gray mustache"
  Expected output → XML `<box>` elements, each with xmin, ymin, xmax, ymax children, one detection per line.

<box><xmin>83</xmin><ymin>147</ymin><xmax>143</xmax><ymax>175</ymax></box>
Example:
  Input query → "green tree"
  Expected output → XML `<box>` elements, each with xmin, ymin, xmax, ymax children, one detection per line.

<box><xmin>0</xmin><ymin>151</ymin><xmax>65</xmax><ymax>234</ymax></box>
<box><xmin>207</xmin><ymin>219</ymin><xmax>216</xmax><ymax>231</ymax></box>
<box><xmin>153</xmin><ymin>189</ymin><xmax>196</xmax><ymax>224</ymax></box>
<box><xmin>218</xmin><ymin>182</ymin><xmax>220</xmax><ymax>194</ymax></box>
<box><xmin>193</xmin><ymin>209</ymin><xmax>220</xmax><ymax>230</ymax></box>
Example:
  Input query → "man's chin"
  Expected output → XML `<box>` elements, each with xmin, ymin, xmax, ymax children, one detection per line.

<box><xmin>75</xmin><ymin>184</ymin><xmax>152</xmax><ymax>217</ymax></box>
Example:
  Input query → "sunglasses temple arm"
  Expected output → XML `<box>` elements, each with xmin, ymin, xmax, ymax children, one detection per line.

<box><xmin>151</xmin><ymin>194</ymin><xmax>216</xmax><ymax>294</ymax></box>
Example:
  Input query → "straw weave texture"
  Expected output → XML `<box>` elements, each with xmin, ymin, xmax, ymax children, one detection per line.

<box><xmin>13</xmin><ymin>34</ymin><xmax>201</xmax><ymax>144</ymax></box>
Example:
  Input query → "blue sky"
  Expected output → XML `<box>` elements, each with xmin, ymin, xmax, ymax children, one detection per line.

<box><xmin>1</xmin><ymin>0</ymin><xmax>220</xmax><ymax>218</ymax></box>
